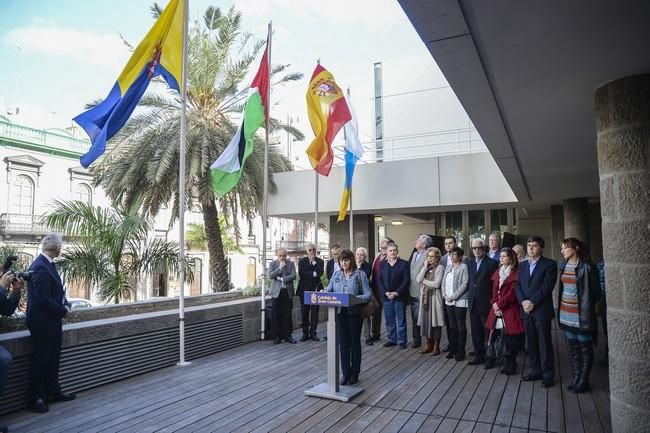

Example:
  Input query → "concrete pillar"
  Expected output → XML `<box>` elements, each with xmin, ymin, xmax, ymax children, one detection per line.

<box><xmin>595</xmin><ymin>74</ymin><xmax>650</xmax><ymax>433</ymax></box>
<box><xmin>563</xmin><ymin>198</ymin><xmax>589</xmax><ymax>243</ymax></box>
<box><xmin>328</xmin><ymin>214</ymin><xmax>376</xmax><ymax>258</ymax></box>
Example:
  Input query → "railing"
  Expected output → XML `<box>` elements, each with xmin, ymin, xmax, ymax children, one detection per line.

<box><xmin>0</xmin><ymin>119</ymin><xmax>90</xmax><ymax>154</ymax></box>
<box><xmin>274</xmin><ymin>240</ymin><xmax>330</xmax><ymax>253</ymax></box>
<box><xmin>0</xmin><ymin>213</ymin><xmax>48</xmax><ymax>235</ymax></box>
<box><xmin>331</xmin><ymin>126</ymin><xmax>487</xmax><ymax>166</ymax></box>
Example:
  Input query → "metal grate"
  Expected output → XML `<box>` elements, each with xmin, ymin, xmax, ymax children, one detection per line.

<box><xmin>0</xmin><ymin>314</ymin><xmax>243</xmax><ymax>415</ymax></box>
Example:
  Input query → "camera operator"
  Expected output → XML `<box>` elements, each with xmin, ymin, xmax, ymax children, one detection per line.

<box><xmin>0</xmin><ymin>263</ymin><xmax>25</xmax><ymax>433</ymax></box>
<box><xmin>26</xmin><ymin>233</ymin><xmax>76</xmax><ymax>414</ymax></box>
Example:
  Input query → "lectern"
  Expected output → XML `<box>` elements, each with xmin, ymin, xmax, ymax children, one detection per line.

<box><xmin>303</xmin><ymin>291</ymin><xmax>365</xmax><ymax>402</ymax></box>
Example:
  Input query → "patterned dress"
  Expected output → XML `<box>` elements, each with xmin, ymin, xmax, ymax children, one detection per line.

<box><xmin>559</xmin><ymin>261</ymin><xmax>579</xmax><ymax>328</ymax></box>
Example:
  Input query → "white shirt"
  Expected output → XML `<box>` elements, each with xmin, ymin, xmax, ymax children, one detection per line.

<box><xmin>444</xmin><ymin>268</ymin><xmax>455</xmax><ymax>305</ymax></box>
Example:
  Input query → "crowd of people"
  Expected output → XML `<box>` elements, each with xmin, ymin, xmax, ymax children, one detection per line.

<box><xmin>269</xmin><ymin>232</ymin><xmax>605</xmax><ymax>392</ymax></box>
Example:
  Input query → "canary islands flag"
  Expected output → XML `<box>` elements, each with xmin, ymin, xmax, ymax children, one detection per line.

<box><xmin>74</xmin><ymin>0</ymin><xmax>185</xmax><ymax>168</ymax></box>
<box><xmin>337</xmin><ymin>96</ymin><xmax>363</xmax><ymax>222</ymax></box>
<box><xmin>306</xmin><ymin>64</ymin><xmax>351</xmax><ymax>176</ymax></box>
<box><xmin>210</xmin><ymin>36</ymin><xmax>270</xmax><ymax>196</ymax></box>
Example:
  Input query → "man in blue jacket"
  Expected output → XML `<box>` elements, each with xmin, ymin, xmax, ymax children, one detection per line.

<box><xmin>516</xmin><ymin>236</ymin><xmax>558</xmax><ymax>387</ymax></box>
<box><xmin>26</xmin><ymin>233</ymin><xmax>76</xmax><ymax>413</ymax></box>
<box><xmin>378</xmin><ymin>243</ymin><xmax>410</xmax><ymax>349</ymax></box>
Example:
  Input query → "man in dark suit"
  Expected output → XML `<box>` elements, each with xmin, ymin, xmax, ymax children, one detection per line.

<box><xmin>297</xmin><ymin>243</ymin><xmax>324</xmax><ymax>341</ymax></box>
<box><xmin>268</xmin><ymin>247</ymin><xmax>297</xmax><ymax>345</ymax></box>
<box><xmin>467</xmin><ymin>238</ymin><xmax>498</xmax><ymax>365</ymax></box>
<box><xmin>377</xmin><ymin>243</ymin><xmax>410</xmax><ymax>349</ymax></box>
<box><xmin>326</xmin><ymin>243</ymin><xmax>341</xmax><ymax>280</ymax></box>
<box><xmin>516</xmin><ymin>236</ymin><xmax>558</xmax><ymax>387</ymax></box>
<box><xmin>26</xmin><ymin>233</ymin><xmax>76</xmax><ymax>413</ymax></box>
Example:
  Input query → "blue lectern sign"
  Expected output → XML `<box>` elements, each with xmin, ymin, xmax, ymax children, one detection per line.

<box><xmin>304</xmin><ymin>291</ymin><xmax>362</xmax><ymax>307</ymax></box>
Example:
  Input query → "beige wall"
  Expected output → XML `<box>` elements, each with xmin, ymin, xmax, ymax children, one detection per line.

<box><xmin>385</xmin><ymin>223</ymin><xmax>434</xmax><ymax>258</ymax></box>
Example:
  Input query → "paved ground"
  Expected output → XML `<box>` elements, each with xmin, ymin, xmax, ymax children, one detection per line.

<box><xmin>3</xmin><ymin>322</ymin><xmax>610</xmax><ymax>432</ymax></box>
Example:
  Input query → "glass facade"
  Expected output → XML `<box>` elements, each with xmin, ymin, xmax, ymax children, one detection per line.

<box><xmin>445</xmin><ymin>211</ymin><xmax>463</xmax><ymax>247</ymax></box>
<box><xmin>468</xmin><ymin>210</ymin><xmax>486</xmax><ymax>241</ymax></box>
<box><xmin>490</xmin><ymin>208</ymin><xmax>508</xmax><ymax>235</ymax></box>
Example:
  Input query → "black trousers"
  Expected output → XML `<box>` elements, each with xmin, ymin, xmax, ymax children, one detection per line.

<box><xmin>524</xmin><ymin>317</ymin><xmax>555</xmax><ymax>380</ymax></box>
<box><xmin>470</xmin><ymin>309</ymin><xmax>488</xmax><ymax>358</ymax></box>
<box><xmin>299</xmin><ymin>295</ymin><xmax>319</xmax><ymax>337</ymax></box>
<box><xmin>338</xmin><ymin>309</ymin><xmax>363</xmax><ymax>379</ymax></box>
<box><xmin>446</xmin><ymin>305</ymin><xmax>468</xmax><ymax>355</ymax></box>
<box><xmin>272</xmin><ymin>289</ymin><xmax>292</xmax><ymax>339</ymax></box>
<box><xmin>29</xmin><ymin>324</ymin><xmax>63</xmax><ymax>401</ymax></box>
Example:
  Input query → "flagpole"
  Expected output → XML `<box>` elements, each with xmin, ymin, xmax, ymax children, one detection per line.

<box><xmin>314</xmin><ymin>172</ymin><xmax>319</xmax><ymax>249</ymax></box>
<box><xmin>177</xmin><ymin>0</ymin><xmax>190</xmax><ymax>367</ymax></box>
<box><xmin>261</xmin><ymin>21</ymin><xmax>272</xmax><ymax>340</ymax></box>
<box><xmin>345</xmin><ymin>88</ymin><xmax>353</xmax><ymax>250</ymax></box>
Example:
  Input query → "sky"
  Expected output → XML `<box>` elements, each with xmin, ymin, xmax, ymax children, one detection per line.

<box><xmin>0</xmin><ymin>0</ymin><xmax>472</xmax><ymax>169</ymax></box>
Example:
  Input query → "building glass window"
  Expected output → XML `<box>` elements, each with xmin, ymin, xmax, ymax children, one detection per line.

<box><xmin>468</xmin><ymin>210</ymin><xmax>486</xmax><ymax>241</ymax></box>
<box><xmin>11</xmin><ymin>174</ymin><xmax>35</xmax><ymax>215</ymax></box>
<box><xmin>490</xmin><ymin>209</ymin><xmax>508</xmax><ymax>235</ymax></box>
<box><xmin>445</xmin><ymin>211</ymin><xmax>463</xmax><ymax>247</ymax></box>
<box><xmin>75</xmin><ymin>183</ymin><xmax>92</xmax><ymax>204</ymax></box>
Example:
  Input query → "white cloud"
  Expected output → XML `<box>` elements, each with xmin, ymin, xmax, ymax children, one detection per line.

<box><xmin>236</xmin><ymin>0</ymin><xmax>404</xmax><ymax>32</ymax></box>
<box><xmin>4</xmin><ymin>24</ymin><xmax>130</xmax><ymax>69</ymax></box>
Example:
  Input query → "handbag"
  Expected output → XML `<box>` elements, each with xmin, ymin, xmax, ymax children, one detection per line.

<box><xmin>486</xmin><ymin>316</ymin><xmax>513</xmax><ymax>359</ymax></box>
<box><xmin>357</xmin><ymin>272</ymin><xmax>378</xmax><ymax>319</ymax></box>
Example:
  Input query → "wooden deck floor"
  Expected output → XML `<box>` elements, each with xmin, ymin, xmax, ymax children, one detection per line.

<box><xmin>3</xmin><ymin>323</ymin><xmax>611</xmax><ymax>433</ymax></box>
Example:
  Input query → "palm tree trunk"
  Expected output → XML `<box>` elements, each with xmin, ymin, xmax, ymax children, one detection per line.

<box><xmin>202</xmin><ymin>201</ymin><xmax>230</xmax><ymax>292</ymax></box>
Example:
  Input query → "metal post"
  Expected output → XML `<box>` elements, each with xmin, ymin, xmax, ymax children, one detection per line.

<box><xmin>177</xmin><ymin>0</ymin><xmax>190</xmax><ymax>367</ymax></box>
<box><xmin>314</xmin><ymin>172</ymin><xmax>319</xmax><ymax>251</ymax></box>
<box><xmin>261</xmin><ymin>22</ymin><xmax>272</xmax><ymax>340</ymax></box>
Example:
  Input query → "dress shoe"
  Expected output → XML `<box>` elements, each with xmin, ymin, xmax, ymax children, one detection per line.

<box><xmin>484</xmin><ymin>358</ymin><xmax>496</xmax><ymax>370</ymax></box>
<box><xmin>542</xmin><ymin>378</ymin><xmax>555</xmax><ymax>388</ymax></box>
<box><xmin>468</xmin><ymin>356</ymin><xmax>484</xmax><ymax>366</ymax></box>
<box><xmin>0</xmin><ymin>425</ymin><xmax>8</xmax><ymax>433</ymax></box>
<box><xmin>286</xmin><ymin>336</ymin><xmax>297</xmax><ymax>344</ymax></box>
<box><xmin>383</xmin><ymin>341</ymin><xmax>396</xmax><ymax>348</ymax></box>
<box><xmin>411</xmin><ymin>341</ymin><xmax>421</xmax><ymax>349</ymax></box>
<box><xmin>299</xmin><ymin>334</ymin><xmax>309</xmax><ymax>342</ymax></box>
<box><xmin>273</xmin><ymin>337</ymin><xmax>281</xmax><ymax>345</ymax></box>
<box><xmin>522</xmin><ymin>373</ymin><xmax>542</xmax><ymax>382</ymax></box>
<box><xmin>28</xmin><ymin>398</ymin><xmax>49</xmax><ymax>413</ymax></box>
<box><xmin>455</xmin><ymin>352</ymin><xmax>466</xmax><ymax>362</ymax></box>
<box><xmin>48</xmin><ymin>392</ymin><xmax>76</xmax><ymax>403</ymax></box>
<box><xmin>340</xmin><ymin>376</ymin><xmax>349</xmax><ymax>386</ymax></box>
<box><xmin>399</xmin><ymin>343</ymin><xmax>407</xmax><ymax>349</ymax></box>
<box><xmin>372</xmin><ymin>336</ymin><xmax>381</xmax><ymax>342</ymax></box>
<box><xmin>365</xmin><ymin>338</ymin><xmax>374</xmax><ymax>346</ymax></box>
<box><xmin>349</xmin><ymin>375</ymin><xmax>359</xmax><ymax>385</ymax></box>
<box><xmin>445</xmin><ymin>352</ymin><xmax>455</xmax><ymax>359</ymax></box>
<box><xmin>310</xmin><ymin>335</ymin><xmax>320</xmax><ymax>342</ymax></box>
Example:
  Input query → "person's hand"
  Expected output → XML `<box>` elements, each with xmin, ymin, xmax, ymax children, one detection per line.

<box><xmin>492</xmin><ymin>302</ymin><xmax>499</xmax><ymax>313</ymax></box>
<box><xmin>525</xmin><ymin>302</ymin><xmax>535</xmax><ymax>313</ymax></box>
<box><xmin>495</xmin><ymin>309</ymin><xmax>502</xmax><ymax>317</ymax></box>
<box><xmin>521</xmin><ymin>300</ymin><xmax>531</xmax><ymax>313</ymax></box>
<box><xmin>279</xmin><ymin>260</ymin><xmax>286</xmax><ymax>269</ymax></box>
<box><xmin>0</xmin><ymin>273</ymin><xmax>13</xmax><ymax>290</ymax></box>
<box><xmin>10</xmin><ymin>277</ymin><xmax>24</xmax><ymax>294</ymax></box>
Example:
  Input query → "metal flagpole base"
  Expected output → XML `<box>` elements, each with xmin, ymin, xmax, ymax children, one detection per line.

<box><xmin>304</xmin><ymin>383</ymin><xmax>363</xmax><ymax>402</ymax></box>
<box><xmin>176</xmin><ymin>361</ymin><xmax>192</xmax><ymax>367</ymax></box>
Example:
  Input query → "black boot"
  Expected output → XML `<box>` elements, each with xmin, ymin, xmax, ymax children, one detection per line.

<box><xmin>573</xmin><ymin>341</ymin><xmax>593</xmax><ymax>393</ymax></box>
<box><xmin>567</xmin><ymin>339</ymin><xmax>581</xmax><ymax>391</ymax></box>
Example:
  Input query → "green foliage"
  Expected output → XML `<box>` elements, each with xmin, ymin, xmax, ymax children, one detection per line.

<box><xmin>45</xmin><ymin>200</ymin><xmax>192</xmax><ymax>304</ymax></box>
<box><xmin>241</xmin><ymin>285</ymin><xmax>261</xmax><ymax>296</ymax></box>
<box><xmin>186</xmin><ymin>217</ymin><xmax>242</xmax><ymax>254</ymax></box>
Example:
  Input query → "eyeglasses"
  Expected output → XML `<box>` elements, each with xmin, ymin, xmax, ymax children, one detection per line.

<box><xmin>471</xmin><ymin>246</ymin><xmax>483</xmax><ymax>250</ymax></box>
<box><xmin>307</xmin><ymin>248</ymin><xmax>315</xmax><ymax>251</ymax></box>
<box><xmin>427</xmin><ymin>255</ymin><xmax>438</xmax><ymax>258</ymax></box>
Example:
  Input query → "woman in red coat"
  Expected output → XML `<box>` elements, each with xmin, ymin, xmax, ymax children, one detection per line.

<box><xmin>485</xmin><ymin>247</ymin><xmax>525</xmax><ymax>374</ymax></box>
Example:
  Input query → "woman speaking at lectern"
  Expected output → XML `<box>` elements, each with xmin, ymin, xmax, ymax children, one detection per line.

<box><xmin>325</xmin><ymin>248</ymin><xmax>372</xmax><ymax>385</ymax></box>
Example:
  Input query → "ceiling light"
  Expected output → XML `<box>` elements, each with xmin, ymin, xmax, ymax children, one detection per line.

<box><xmin>391</xmin><ymin>220</ymin><xmax>403</xmax><ymax>225</ymax></box>
<box><xmin>374</xmin><ymin>215</ymin><xmax>383</xmax><ymax>222</ymax></box>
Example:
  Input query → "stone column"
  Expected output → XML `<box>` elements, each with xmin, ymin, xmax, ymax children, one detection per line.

<box><xmin>563</xmin><ymin>198</ymin><xmax>589</xmax><ymax>243</ymax></box>
<box><xmin>595</xmin><ymin>74</ymin><xmax>650</xmax><ymax>433</ymax></box>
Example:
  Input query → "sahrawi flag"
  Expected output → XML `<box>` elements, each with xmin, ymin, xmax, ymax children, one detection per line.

<box><xmin>211</xmin><ymin>39</ymin><xmax>269</xmax><ymax>196</ymax></box>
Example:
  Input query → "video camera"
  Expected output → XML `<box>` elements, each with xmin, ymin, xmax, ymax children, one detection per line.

<box><xmin>2</xmin><ymin>255</ymin><xmax>33</xmax><ymax>282</ymax></box>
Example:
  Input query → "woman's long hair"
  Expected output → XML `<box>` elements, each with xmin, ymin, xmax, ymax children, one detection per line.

<box><xmin>561</xmin><ymin>237</ymin><xmax>591</xmax><ymax>262</ymax></box>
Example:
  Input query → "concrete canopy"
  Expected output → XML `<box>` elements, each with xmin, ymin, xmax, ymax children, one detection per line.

<box><xmin>398</xmin><ymin>0</ymin><xmax>650</xmax><ymax>204</ymax></box>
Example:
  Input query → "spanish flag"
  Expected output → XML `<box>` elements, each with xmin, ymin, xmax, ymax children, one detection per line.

<box><xmin>337</xmin><ymin>96</ymin><xmax>363</xmax><ymax>222</ymax></box>
<box><xmin>210</xmin><ymin>36</ymin><xmax>269</xmax><ymax>196</ymax></box>
<box><xmin>74</xmin><ymin>0</ymin><xmax>185</xmax><ymax>168</ymax></box>
<box><xmin>306</xmin><ymin>64</ymin><xmax>351</xmax><ymax>176</ymax></box>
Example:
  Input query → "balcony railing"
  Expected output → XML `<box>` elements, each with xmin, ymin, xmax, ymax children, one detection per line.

<box><xmin>0</xmin><ymin>213</ymin><xmax>48</xmax><ymax>235</ymax></box>
<box><xmin>0</xmin><ymin>120</ymin><xmax>90</xmax><ymax>154</ymax></box>
<box><xmin>331</xmin><ymin>126</ymin><xmax>488</xmax><ymax>166</ymax></box>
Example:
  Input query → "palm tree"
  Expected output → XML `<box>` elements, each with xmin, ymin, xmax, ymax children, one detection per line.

<box><xmin>45</xmin><ymin>200</ymin><xmax>191</xmax><ymax>304</ymax></box>
<box><xmin>93</xmin><ymin>4</ymin><xmax>303</xmax><ymax>292</ymax></box>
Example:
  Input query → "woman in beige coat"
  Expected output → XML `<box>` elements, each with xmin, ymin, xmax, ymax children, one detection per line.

<box><xmin>416</xmin><ymin>247</ymin><xmax>446</xmax><ymax>355</ymax></box>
